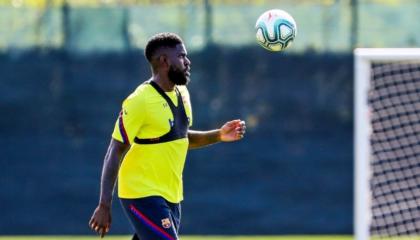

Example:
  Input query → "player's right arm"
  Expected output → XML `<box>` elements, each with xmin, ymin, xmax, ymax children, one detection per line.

<box><xmin>89</xmin><ymin>89</ymin><xmax>145</xmax><ymax>238</ymax></box>
<box><xmin>89</xmin><ymin>138</ymin><xmax>129</xmax><ymax>238</ymax></box>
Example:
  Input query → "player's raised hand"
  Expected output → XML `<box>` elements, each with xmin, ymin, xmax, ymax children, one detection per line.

<box><xmin>219</xmin><ymin>119</ymin><xmax>246</xmax><ymax>142</ymax></box>
<box><xmin>89</xmin><ymin>204</ymin><xmax>112</xmax><ymax>238</ymax></box>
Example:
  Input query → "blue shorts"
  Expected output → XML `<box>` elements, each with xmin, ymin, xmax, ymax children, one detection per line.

<box><xmin>120</xmin><ymin>196</ymin><xmax>181</xmax><ymax>240</ymax></box>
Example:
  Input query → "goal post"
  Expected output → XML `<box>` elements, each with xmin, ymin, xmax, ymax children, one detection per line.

<box><xmin>354</xmin><ymin>48</ymin><xmax>420</xmax><ymax>240</ymax></box>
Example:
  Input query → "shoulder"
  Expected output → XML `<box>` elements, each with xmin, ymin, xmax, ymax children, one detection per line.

<box><xmin>177</xmin><ymin>85</ymin><xmax>192</xmax><ymax>109</ymax></box>
<box><xmin>124</xmin><ymin>82</ymin><xmax>153</xmax><ymax>106</ymax></box>
<box><xmin>177</xmin><ymin>85</ymin><xmax>190</xmax><ymax>97</ymax></box>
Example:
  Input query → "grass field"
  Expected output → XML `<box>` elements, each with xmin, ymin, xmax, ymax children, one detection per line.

<box><xmin>0</xmin><ymin>236</ymin><xmax>353</xmax><ymax>240</ymax></box>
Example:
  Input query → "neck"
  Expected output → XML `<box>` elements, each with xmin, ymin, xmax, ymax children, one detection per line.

<box><xmin>152</xmin><ymin>74</ymin><xmax>175</xmax><ymax>92</ymax></box>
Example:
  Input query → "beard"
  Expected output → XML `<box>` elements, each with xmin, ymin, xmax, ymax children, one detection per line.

<box><xmin>168</xmin><ymin>65</ymin><xmax>190</xmax><ymax>85</ymax></box>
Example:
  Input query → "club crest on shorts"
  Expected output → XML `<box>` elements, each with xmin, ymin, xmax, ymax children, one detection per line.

<box><xmin>161</xmin><ymin>218</ymin><xmax>171</xmax><ymax>229</ymax></box>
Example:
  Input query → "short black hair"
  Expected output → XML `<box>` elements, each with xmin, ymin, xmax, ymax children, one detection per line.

<box><xmin>144</xmin><ymin>32</ymin><xmax>183</xmax><ymax>62</ymax></box>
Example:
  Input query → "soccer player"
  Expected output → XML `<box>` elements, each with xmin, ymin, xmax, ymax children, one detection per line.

<box><xmin>88</xmin><ymin>32</ymin><xmax>246</xmax><ymax>240</ymax></box>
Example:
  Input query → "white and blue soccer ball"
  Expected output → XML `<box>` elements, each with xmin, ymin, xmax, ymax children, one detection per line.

<box><xmin>255</xmin><ymin>9</ymin><xmax>297</xmax><ymax>52</ymax></box>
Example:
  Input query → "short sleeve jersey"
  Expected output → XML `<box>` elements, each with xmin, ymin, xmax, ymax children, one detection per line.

<box><xmin>112</xmin><ymin>82</ymin><xmax>193</xmax><ymax>203</ymax></box>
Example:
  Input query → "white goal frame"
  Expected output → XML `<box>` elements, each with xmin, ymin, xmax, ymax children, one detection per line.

<box><xmin>354</xmin><ymin>48</ymin><xmax>420</xmax><ymax>240</ymax></box>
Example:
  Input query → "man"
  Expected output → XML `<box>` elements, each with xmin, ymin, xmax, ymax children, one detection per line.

<box><xmin>89</xmin><ymin>32</ymin><xmax>246</xmax><ymax>240</ymax></box>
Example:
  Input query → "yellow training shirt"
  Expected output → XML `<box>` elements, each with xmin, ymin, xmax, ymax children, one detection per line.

<box><xmin>112</xmin><ymin>82</ymin><xmax>193</xmax><ymax>203</ymax></box>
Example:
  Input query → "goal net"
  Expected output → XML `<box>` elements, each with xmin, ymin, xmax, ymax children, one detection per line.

<box><xmin>354</xmin><ymin>48</ymin><xmax>420</xmax><ymax>240</ymax></box>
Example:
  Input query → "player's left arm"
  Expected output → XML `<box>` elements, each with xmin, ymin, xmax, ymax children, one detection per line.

<box><xmin>188</xmin><ymin>119</ymin><xmax>246</xmax><ymax>149</ymax></box>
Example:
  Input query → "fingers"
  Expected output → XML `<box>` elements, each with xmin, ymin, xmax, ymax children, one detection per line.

<box><xmin>229</xmin><ymin>119</ymin><xmax>241</xmax><ymax>125</ymax></box>
<box><xmin>89</xmin><ymin>220</ymin><xmax>98</xmax><ymax>232</ymax></box>
<box><xmin>89</xmin><ymin>217</ymin><xmax>97</xmax><ymax>232</ymax></box>
<box><xmin>237</xmin><ymin>120</ymin><xmax>246</xmax><ymax>131</ymax></box>
<box><xmin>90</xmin><ymin>223</ymin><xmax>108</xmax><ymax>238</ymax></box>
<box><xmin>89</xmin><ymin>204</ymin><xmax>113</xmax><ymax>236</ymax></box>
<box><xmin>220</xmin><ymin>119</ymin><xmax>246</xmax><ymax>141</ymax></box>
<box><xmin>226</xmin><ymin>119</ymin><xmax>244</xmax><ymax>127</ymax></box>
<box><xmin>89</xmin><ymin>217</ymin><xmax>110</xmax><ymax>238</ymax></box>
<box><xmin>99</xmin><ymin>227</ymin><xmax>109</xmax><ymax>238</ymax></box>
<box><xmin>225</xmin><ymin>119</ymin><xmax>241</xmax><ymax>127</ymax></box>
<box><xmin>235</xmin><ymin>120</ymin><xmax>246</xmax><ymax>139</ymax></box>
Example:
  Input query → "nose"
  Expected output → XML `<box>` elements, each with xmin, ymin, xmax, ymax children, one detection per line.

<box><xmin>185</xmin><ymin>57</ymin><xmax>191</xmax><ymax>67</ymax></box>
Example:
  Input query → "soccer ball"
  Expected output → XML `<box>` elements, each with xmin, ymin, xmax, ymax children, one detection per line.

<box><xmin>255</xmin><ymin>9</ymin><xmax>297</xmax><ymax>52</ymax></box>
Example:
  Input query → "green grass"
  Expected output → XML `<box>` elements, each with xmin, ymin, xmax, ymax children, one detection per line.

<box><xmin>0</xmin><ymin>236</ymin><xmax>353</xmax><ymax>240</ymax></box>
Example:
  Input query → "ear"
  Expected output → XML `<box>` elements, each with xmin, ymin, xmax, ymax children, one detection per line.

<box><xmin>159</xmin><ymin>54</ymin><xmax>170</xmax><ymax>70</ymax></box>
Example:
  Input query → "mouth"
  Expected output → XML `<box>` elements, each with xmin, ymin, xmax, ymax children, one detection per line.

<box><xmin>185</xmin><ymin>68</ymin><xmax>191</xmax><ymax>77</ymax></box>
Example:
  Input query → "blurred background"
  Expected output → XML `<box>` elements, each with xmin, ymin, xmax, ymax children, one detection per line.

<box><xmin>0</xmin><ymin>0</ymin><xmax>419</xmax><ymax>236</ymax></box>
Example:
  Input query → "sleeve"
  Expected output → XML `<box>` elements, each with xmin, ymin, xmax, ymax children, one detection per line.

<box><xmin>112</xmin><ymin>94</ymin><xmax>145</xmax><ymax>145</ymax></box>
